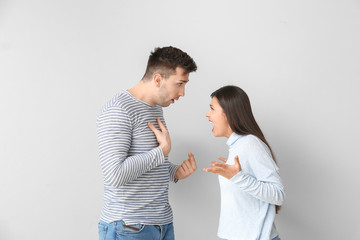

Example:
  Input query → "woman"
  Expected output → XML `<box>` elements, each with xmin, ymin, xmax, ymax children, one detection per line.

<box><xmin>204</xmin><ymin>85</ymin><xmax>285</xmax><ymax>240</ymax></box>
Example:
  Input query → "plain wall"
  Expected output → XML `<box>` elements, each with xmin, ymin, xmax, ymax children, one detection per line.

<box><xmin>1</xmin><ymin>0</ymin><xmax>360</xmax><ymax>239</ymax></box>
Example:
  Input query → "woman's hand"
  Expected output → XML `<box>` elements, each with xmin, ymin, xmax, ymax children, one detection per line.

<box><xmin>203</xmin><ymin>156</ymin><xmax>242</xmax><ymax>179</ymax></box>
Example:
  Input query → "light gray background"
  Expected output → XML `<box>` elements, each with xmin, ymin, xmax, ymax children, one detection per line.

<box><xmin>1</xmin><ymin>0</ymin><xmax>359</xmax><ymax>239</ymax></box>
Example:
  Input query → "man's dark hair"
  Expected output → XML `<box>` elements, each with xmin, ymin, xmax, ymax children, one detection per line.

<box><xmin>142</xmin><ymin>46</ymin><xmax>197</xmax><ymax>80</ymax></box>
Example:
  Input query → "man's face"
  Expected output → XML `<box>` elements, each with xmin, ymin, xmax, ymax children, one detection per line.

<box><xmin>157</xmin><ymin>67</ymin><xmax>189</xmax><ymax>107</ymax></box>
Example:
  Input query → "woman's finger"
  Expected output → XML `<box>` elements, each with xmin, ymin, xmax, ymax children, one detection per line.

<box><xmin>234</xmin><ymin>155</ymin><xmax>242</xmax><ymax>171</ymax></box>
<box><xmin>204</xmin><ymin>166</ymin><xmax>224</xmax><ymax>175</ymax></box>
<box><xmin>211</xmin><ymin>161</ymin><xmax>226</xmax><ymax>167</ymax></box>
<box><xmin>218</xmin><ymin>157</ymin><xmax>227</xmax><ymax>162</ymax></box>
<box><xmin>203</xmin><ymin>167</ymin><xmax>218</xmax><ymax>173</ymax></box>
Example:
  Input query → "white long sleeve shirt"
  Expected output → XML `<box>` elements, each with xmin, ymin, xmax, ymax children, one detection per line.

<box><xmin>218</xmin><ymin>133</ymin><xmax>285</xmax><ymax>240</ymax></box>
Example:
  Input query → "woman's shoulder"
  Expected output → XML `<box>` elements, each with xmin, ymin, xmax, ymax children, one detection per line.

<box><xmin>239</xmin><ymin>135</ymin><xmax>271</xmax><ymax>154</ymax></box>
<box><xmin>241</xmin><ymin>134</ymin><xmax>262</xmax><ymax>145</ymax></box>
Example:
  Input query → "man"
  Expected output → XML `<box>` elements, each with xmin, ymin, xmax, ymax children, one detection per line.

<box><xmin>97</xmin><ymin>46</ymin><xmax>198</xmax><ymax>240</ymax></box>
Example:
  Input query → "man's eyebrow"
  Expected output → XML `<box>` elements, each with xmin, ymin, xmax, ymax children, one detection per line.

<box><xmin>179</xmin><ymin>79</ymin><xmax>189</xmax><ymax>83</ymax></box>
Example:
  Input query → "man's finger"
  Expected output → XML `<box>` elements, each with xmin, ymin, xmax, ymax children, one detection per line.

<box><xmin>218</xmin><ymin>157</ymin><xmax>227</xmax><ymax>163</ymax></box>
<box><xmin>186</xmin><ymin>160</ymin><xmax>196</xmax><ymax>173</ymax></box>
<box><xmin>188</xmin><ymin>152</ymin><xmax>197</xmax><ymax>169</ymax></box>
<box><xmin>148</xmin><ymin>122</ymin><xmax>159</xmax><ymax>134</ymax></box>
<box><xmin>177</xmin><ymin>166</ymin><xmax>185</xmax><ymax>175</ymax></box>
<box><xmin>181</xmin><ymin>160</ymin><xmax>191</xmax><ymax>172</ymax></box>
<box><xmin>179</xmin><ymin>165</ymin><xmax>188</xmax><ymax>176</ymax></box>
<box><xmin>175</xmin><ymin>167</ymin><xmax>185</xmax><ymax>179</ymax></box>
<box><xmin>182</xmin><ymin>160</ymin><xmax>192</xmax><ymax>170</ymax></box>
<box><xmin>156</xmin><ymin>118</ymin><xmax>168</xmax><ymax>133</ymax></box>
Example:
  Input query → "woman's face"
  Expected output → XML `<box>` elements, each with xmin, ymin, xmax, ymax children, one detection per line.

<box><xmin>206</xmin><ymin>97</ymin><xmax>233</xmax><ymax>138</ymax></box>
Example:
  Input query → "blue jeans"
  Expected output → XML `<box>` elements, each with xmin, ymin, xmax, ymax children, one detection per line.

<box><xmin>98</xmin><ymin>220</ymin><xmax>175</xmax><ymax>240</ymax></box>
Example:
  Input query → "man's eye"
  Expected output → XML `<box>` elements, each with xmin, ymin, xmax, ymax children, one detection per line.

<box><xmin>178</xmin><ymin>83</ymin><xmax>183</xmax><ymax>86</ymax></box>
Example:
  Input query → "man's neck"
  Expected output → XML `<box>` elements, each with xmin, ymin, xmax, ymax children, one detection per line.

<box><xmin>128</xmin><ymin>80</ymin><xmax>157</xmax><ymax>106</ymax></box>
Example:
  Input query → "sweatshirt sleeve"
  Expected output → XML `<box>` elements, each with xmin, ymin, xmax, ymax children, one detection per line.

<box><xmin>97</xmin><ymin>106</ymin><xmax>165</xmax><ymax>187</ymax></box>
<box><xmin>229</xmin><ymin>138</ymin><xmax>285</xmax><ymax>205</ymax></box>
<box><xmin>168</xmin><ymin>162</ymin><xmax>179</xmax><ymax>183</ymax></box>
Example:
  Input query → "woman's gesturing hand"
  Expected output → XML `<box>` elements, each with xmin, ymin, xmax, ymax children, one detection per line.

<box><xmin>203</xmin><ymin>156</ymin><xmax>242</xmax><ymax>179</ymax></box>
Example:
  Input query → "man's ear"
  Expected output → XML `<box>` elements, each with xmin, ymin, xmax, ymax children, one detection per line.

<box><xmin>153</xmin><ymin>73</ymin><xmax>163</xmax><ymax>88</ymax></box>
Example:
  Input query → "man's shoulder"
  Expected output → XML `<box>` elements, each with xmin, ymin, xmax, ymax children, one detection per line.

<box><xmin>96</xmin><ymin>91</ymin><xmax>134</xmax><ymax>125</ymax></box>
<box><xmin>102</xmin><ymin>90</ymin><xmax>133</xmax><ymax>111</ymax></box>
<box><xmin>99</xmin><ymin>90</ymin><xmax>162</xmax><ymax>120</ymax></box>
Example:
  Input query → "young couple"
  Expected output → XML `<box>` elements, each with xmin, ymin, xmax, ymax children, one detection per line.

<box><xmin>97</xmin><ymin>46</ymin><xmax>285</xmax><ymax>240</ymax></box>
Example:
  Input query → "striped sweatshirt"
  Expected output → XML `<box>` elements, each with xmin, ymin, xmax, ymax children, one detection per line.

<box><xmin>97</xmin><ymin>90</ymin><xmax>179</xmax><ymax>225</ymax></box>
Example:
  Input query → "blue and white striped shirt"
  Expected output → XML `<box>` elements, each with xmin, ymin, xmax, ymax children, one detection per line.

<box><xmin>97</xmin><ymin>90</ymin><xmax>178</xmax><ymax>225</ymax></box>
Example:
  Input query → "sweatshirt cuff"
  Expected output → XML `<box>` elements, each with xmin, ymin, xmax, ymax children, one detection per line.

<box><xmin>169</xmin><ymin>163</ymin><xmax>179</xmax><ymax>183</ymax></box>
<box><xmin>229</xmin><ymin>170</ymin><xmax>246</xmax><ymax>185</ymax></box>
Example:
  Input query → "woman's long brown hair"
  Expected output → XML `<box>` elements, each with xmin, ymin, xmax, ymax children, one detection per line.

<box><xmin>211</xmin><ymin>85</ymin><xmax>281</xmax><ymax>213</ymax></box>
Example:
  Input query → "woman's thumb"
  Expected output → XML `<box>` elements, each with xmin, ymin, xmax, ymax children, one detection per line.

<box><xmin>234</xmin><ymin>155</ymin><xmax>241</xmax><ymax>168</ymax></box>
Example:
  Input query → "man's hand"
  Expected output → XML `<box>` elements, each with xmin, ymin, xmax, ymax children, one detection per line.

<box><xmin>203</xmin><ymin>156</ymin><xmax>241</xmax><ymax>179</ymax></box>
<box><xmin>148</xmin><ymin>118</ymin><xmax>171</xmax><ymax>156</ymax></box>
<box><xmin>175</xmin><ymin>152</ymin><xmax>197</xmax><ymax>180</ymax></box>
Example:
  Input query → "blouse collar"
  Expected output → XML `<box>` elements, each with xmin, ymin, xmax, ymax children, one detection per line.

<box><xmin>226</xmin><ymin>132</ymin><xmax>245</xmax><ymax>148</ymax></box>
